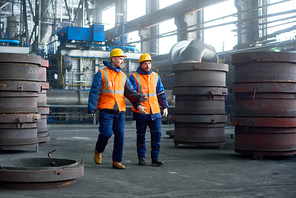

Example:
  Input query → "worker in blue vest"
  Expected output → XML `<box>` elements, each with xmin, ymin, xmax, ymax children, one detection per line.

<box><xmin>88</xmin><ymin>48</ymin><xmax>147</xmax><ymax>169</ymax></box>
<box><xmin>129</xmin><ymin>53</ymin><xmax>169</xmax><ymax>166</ymax></box>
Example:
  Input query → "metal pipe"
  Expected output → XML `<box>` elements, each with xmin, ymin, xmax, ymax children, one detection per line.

<box><xmin>47</xmin><ymin>89</ymin><xmax>175</xmax><ymax>106</ymax></box>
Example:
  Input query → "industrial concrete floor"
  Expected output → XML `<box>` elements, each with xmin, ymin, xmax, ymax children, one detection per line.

<box><xmin>0</xmin><ymin>122</ymin><xmax>296</xmax><ymax>198</ymax></box>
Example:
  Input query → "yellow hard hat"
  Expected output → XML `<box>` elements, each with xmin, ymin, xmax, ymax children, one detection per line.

<box><xmin>110</xmin><ymin>48</ymin><xmax>127</xmax><ymax>58</ymax></box>
<box><xmin>139</xmin><ymin>53</ymin><xmax>153</xmax><ymax>63</ymax></box>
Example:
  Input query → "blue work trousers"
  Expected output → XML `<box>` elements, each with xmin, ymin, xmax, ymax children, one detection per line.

<box><xmin>95</xmin><ymin>110</ymin><xmax>125</xmax><ymax>162</ymax></box>
<box><xmin>136</xmin><ymin>118</ymin><xmax>161</xmax><ymax>160</ymax></box>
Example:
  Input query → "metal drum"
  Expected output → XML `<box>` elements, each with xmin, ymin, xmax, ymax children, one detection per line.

<box><xmin>231</xmin><ymin>52</ymin><xmax>296</xmax><ymax>158</ymax></box>
<box><xmin>37</xmin><ymin>59</ymin><xmax>50</xmax><ymax>143</ymax></box>
<box><xmin>172</xmin><ymin>62</ymin><xmax>228</xmax><ymax>148</ymax></box>
<box><xmin>0</xmin><ymin>53</ymin><xmax>41</xmax><ymax>150</ymax></box>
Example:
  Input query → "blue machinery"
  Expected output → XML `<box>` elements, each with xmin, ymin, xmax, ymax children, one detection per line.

<box><xmin>58</xmin><ymin>25</ymin><xmax>105</xmax><ymax>45</ymax></box>
<box><xmin>57</xmin><ymin>24</ymin><xmax>138</xmax><ymax>53</ymax></box>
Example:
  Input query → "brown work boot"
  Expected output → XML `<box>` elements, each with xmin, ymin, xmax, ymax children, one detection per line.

<box><xmin>94</xmin><ymin>150</ymin><xmax>102</xmax><ymax>164</ymax></box>
<box><xmin>112</xmin><ymin>161</ymin><xmax>125</xmax><ymax>169</ymax></box>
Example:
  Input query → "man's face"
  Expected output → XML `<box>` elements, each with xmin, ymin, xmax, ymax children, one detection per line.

<box><xmin>111</xmin><ymin>56</ymin><xmax>125</xmax><ymax>69</ymax></box>
<box><xmin>140</xmin><ymin>61</ymin><xmax>152</xmax><ymax>72</ymax></box>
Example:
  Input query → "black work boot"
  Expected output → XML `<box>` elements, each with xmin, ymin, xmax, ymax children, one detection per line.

<box><xmin>151</xmin><ymin>158</ymin><xmax>164</xmax><ymax>166</ymax></box>
<box><xmin>138</xmin><ymin>158</ymin><xmax>145</xmax><ymax>165</ymax></box>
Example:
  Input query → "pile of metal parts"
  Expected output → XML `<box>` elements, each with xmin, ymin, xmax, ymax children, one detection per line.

<box><xmin>0</xmin><ymin>53</ymin><xmax>50</xmax><ymax>150</ymax></box>
<box><xmin>231</xmin><ymin>52</ymin><xmax>296</xmax><ymax>159</ymax></box>
<box><xmin>171</xmin><ymin>39</ymin><xmax>229</xmax><ymax>148</ymax></box>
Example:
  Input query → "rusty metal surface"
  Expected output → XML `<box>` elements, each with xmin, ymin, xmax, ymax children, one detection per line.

<box><xmin>234</xmin><ymin>62</ymin><xmax>296</xmax><ymax>83</ymax></box>
<box><xmin>39</xmin><ymin>82</ymin><xmax>49</xmax><ymax>90</ymax></box>
<box><xmin>0</xmin><ymin>97</ymin><xmax>38</xmax><ymax>113</ymax></box>
<box><xmin>37</xmin><ymin>115</ymin><xmax>48</xmax><ymax>132</ymax></box>
<box><xmin>174</xmin><ymin>126</ymin><xmax>225</xmax><ymax>143</ymax></box>
<box><xmin>0</xmin><ymin>180</ymin><xmax>74</xmax><ymax>189</ymax></box>
<box><xmin>38</xmin><ymin>107</ymin><xmax>50</xmax><ymax>115</ymax></box>
<box><xmin>38</xmin><ymin>66</ymin><xmax>47</xmax><ymax>82</ymax></box>
<box><xmin>0</xmin><ymin>128</ymin><xmax>38</xmax><ymax>148</ymax></box>
<box><xmin>232</xmin><ymin>117</ymin><xmax>296</xmax><ymax>128</ymax></box>
<box><xmin>0</xmin><ymin>113</ymin><xmax>39</xmax><ymax>149</ymax></box>
<box><xmin>235</xmin><ymin>127</ymin><xmax>296</xmax><ymax>152</ymax></box>
<box><xmin>232</xmin><ymin>52</ymin><xmax>296</xmax><ymax>83</ymax></box>
<box><xmin>173</xmin><ymin>87</ymin><xmax>228</xmax><ymax>95</ymax></box>
<box><xmin>0</xmin><ymin>81</ymin><xmax>40</xmax><ymax>92</ymax></box>
<box><xmin>0</xmin><ymin>53</ymin><xmax>41</xmax><ymax>65</ymax></box>
<box><xmin>37</xmin><ymin>134</ymin><xmax>50</xmax><ymax>143</ymax></box>
<box><xmin>173</xmin><ymin>114</ymin><xmax>228</xmax><ymax>123</ymax></box>
<box><xmin>0</xmin><ymin>63</ymin><xmax>39</xmax><ymax>81</ymax></box>
<box><xmin>172</xmin><ymin>62</ymin><xmax>229</xmax><ymax>72</ymax></box>
<box><xmin>37</xmin><ymin>92</ymin><xmax>47</xmax><ymax>106</ymax></box>
<box><xmin>232</xmin><ymin>52</ymin><xmax>296</xmax><ymax>65</ymax></box>
<box><xmin>0</xmin><ymin>158</ymin><xmax>84</xmax><ymax>185</ymax></box>
<box><xmin>0</xmin><ymin>113</ymin><xmax>40</xmax><ymax>123</ymax></box>
<box><xmin>175</xmin><ymin>98</ymin><xmax>226</xmax><ymax>114</ymax></box>
<box><xmin>234</xmin><ymin>96</ymin><xmax>296</xmax><ymax>117</ymax></box>
<box><xmin>41</xmin><ymin>59</ymin><xmax>49</xmax><ymax>67</ymax></box>
<box><xmin>231</xmin><ymin>82</ymin><xmax>296</xmax><ymax>93</ymax></box>
<box><xmin>175</xmin><ymin>70</ymin><xmax>226</xmax><ymax>87</ymax></box>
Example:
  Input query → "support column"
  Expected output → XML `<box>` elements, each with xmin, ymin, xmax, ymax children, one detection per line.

<box><xmin>141</xmin><ymin>0</ymin><xmax>158</xmax><ymax>54</ymax></box>
<box><xmin>235</xmin><ymin>0</ymin><xmax>259</xmax><ymax>48</ymax></box>
<box><xmin>175</xmin><ymin>13</ymin><xmax>187</xmax><ymax>41</ymax></box>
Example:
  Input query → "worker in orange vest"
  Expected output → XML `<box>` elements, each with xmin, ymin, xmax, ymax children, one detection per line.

<box><xmin>129</xmin><ymin>53</ymin><xmax>169</xmax><ymax>166</ymax></box>
<box><xmin>88</xmin><ymin>48</ymin><xmax>147</xmax><ymax>169</ymax></box>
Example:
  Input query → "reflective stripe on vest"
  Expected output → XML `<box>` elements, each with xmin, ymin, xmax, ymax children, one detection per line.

<box><xmin>98</xmin><ymin>67</ymin><xmax>126</xmax><ymax>111</ymax></box>
<box><xmin>135</xmin><ymin>72</ymin><xmax>157</xmax><ymax>97</ymax></box>
<box><xmin>132</xmin><ymin>71</ymin><xmax>160</xmax><ymax>114</ymax></box>
<box><xmin>101</xmin><ymin>68</ymin><xmax>125</xmax><ymax>94</ymax></box>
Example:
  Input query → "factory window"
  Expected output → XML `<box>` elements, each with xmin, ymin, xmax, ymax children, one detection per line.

<box><xmin>127</xmin><ymin>0</ymin><xmax>146</xmax><ymax>21</ymax></box>
<box><xmin>266</xmin><ymin>0</ymin><xmax>296</xmax><ymax>42</ymax></box>
<box><xmin>102</xmin><ymin>6</ymin><xmax>115</xmax><ymax>30</ymax></box>
<box><xmin>159</xmin><ymin>19</ymin><xmax>177</xmax><ymax>55</ymax></box>
<box><xmin>203</xmin><ymin>0</ymin><xmax>237</xmax><ymax>52</ymax></box>
<box><xmin>127</xmin><ymin>30</ymin><xmax>141</xmax><ymax>52</ymax></box>
<box><xmin>159</xmin><ymin>0</ymin><xmax>181</xmax><ymax>9</ymax></box>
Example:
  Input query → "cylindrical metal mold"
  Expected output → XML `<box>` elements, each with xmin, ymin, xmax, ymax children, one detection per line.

<box><xmin>0</xmin><ymin>53</ymin><xmax>41</xmax><ymax>150</ymax></box>
<box><xmin>231</xmin><ymin>52</ymin><xmax>296</xmax><ymax>158</ymax></box>
<box><xmin>172</xmin><ymin>61</ymin><xmax>228</xmax><ymax>147</ymax></box>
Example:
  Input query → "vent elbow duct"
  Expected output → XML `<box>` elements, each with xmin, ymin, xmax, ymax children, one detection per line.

<box><xmin>169</xmin><ymin>39</ymin><xmax>218</xmax><ymax>66</ymax></box>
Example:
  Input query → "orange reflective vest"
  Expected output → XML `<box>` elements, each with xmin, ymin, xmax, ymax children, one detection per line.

<box><xmin>97</xmin><ymin>67</ymin><xmax>127</xmax><ymax>112</ymax></box>
<box><xmin>131</xmin><ymin>72</ymin><xmax>161</xmax><ymax>114</ymax></box>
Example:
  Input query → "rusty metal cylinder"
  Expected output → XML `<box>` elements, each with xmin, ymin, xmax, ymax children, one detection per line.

<box><xmin>172</xmin><ymin>62</ymin><xmax>228</xmax><ymax>148</ymax></box>
<box><xmin>231</xmin><ymin>52</ymin><xmax>296</xmax><ymax>158</ymax></box>
<box><xmin>0</xmin><ymin>53</ymin><xmax>41</xmax><ymax>150</ymax></box>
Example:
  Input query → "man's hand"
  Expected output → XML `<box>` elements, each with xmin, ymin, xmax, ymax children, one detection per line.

<box><xmin>88</xmin><ymin>110</ymin><xmax>95</xmax><ymax>116</ymax></box>
<box><xmin>139</xmin><ymin>95</ymin><xmax>148</xmax><ymax>102</ymax></box>
<box><xmin>162</xmin><ymin>108</ymin><xmax>168</xmax><ymax>117</ymax></box>
<box><xmin>137</xmin><ymin>106</ymin><xmax>147</xmax><ymax>115</ymax></box>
